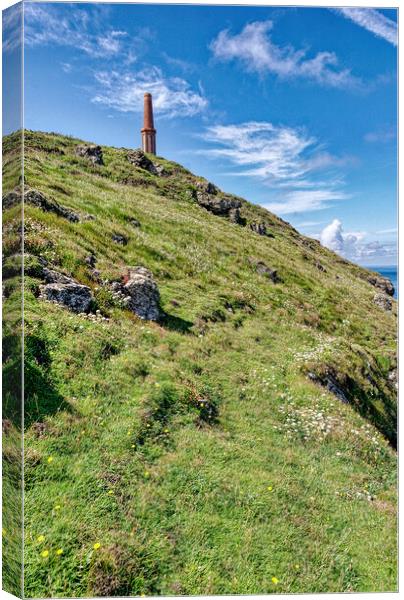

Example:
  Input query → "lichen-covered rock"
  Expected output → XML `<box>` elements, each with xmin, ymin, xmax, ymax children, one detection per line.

<box><xmin>75</xmin><ymin>145</ymin><xmax>104</xmax><ymax>165</ymax></box>
<box><xmin>127</xmin><ymin>149</ymin><xmax>158</xmax><ymax>175</ymax></box>
<box><xmin>373</xmin><ymin>292</ymin><xmax>392</xmax><ymax>311</ymax></box>
<box><xmin>111</xmin><ymin>266</ymin><xmax>161</xmax><ymax>320</ymax></box>
<box><xmin>228</xmin><ymin>207</ymin><xmax>242</xmax><ymax>224</ymax></box>
<box><xmin>41</xmin><ymin>279</ymin><xmax>93</xmax><ymax>313</ymax></box>
<box><xmin>25</xmin><ymin>189</ymin><xmax>80</xmax><ymax>222</ymax></box>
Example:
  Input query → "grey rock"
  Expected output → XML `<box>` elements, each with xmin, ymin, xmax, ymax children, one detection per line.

<box><xmin>250</xmin><ymin>222</ymin><xmax>267</xmax><ymax>236</ymax></box>
<box><xmin>196</xmin><ymin>181</ymin><xmax>218</xmax><ymax>195</ymax></box>
<box><xmin>128</xmin><ymin>218</ymin><xmax>141</xmax><ymax>228</ymax></box>
<box><xmin>2</xmin><ymin>189</ymin><xmax>21</xmax><ymax>210</ymax></box>
<box><xmin>111</xmin><ymin>266</ymin><xmax>161</xmax><ymax>320</ymax></box>
<box><xmin>41</xmin><ymin>279</ymin><xmax>93</xmax><ymax>313</ymax></box>
<box><xmin>42</xmin><ymin>268</ymin><xmax>74</xmax><ymax>284</ymax></box>
<box><xmin>75</xmin><ymin>145</ymin><xmax>104</xmax><ymax>165</ymax></box>
<box><xmin>228</xmin><ymin>207</ymin><xmax>242</xmax><ymax>224</ymax></box>
<box><xmin>127</xmin><ymin>149</ymin><xmax>158</xmax><ymax>175</ymax></box>
<box><xmin>308</xmin><ymin>372</ymin><xmax>349</xmax><ymax>404</ymax></box>
<box><xmin>85</xmin><ymin>254</ymin><xmax>97</xmax><ymax>268</ymax></box>
<box><xmin>373</xmin><ymin>292</ymin><xmax>392</xmax><ymax>311</ymax></box>
<box><xmin>112</xmin><ymin>233</ymin><xmax>128</xmax><ymax>245</ymax></box>
<box><xmin>365</xmin><ymin>273</ymin><xmax>395</xmax><ymax>297</ymax></box>
<box><xmin>255</xmin><ymin>261</ymin><xmax>279</xmax><ymax>283</ymax></box>
<box><xmin>196</xmin><ymin>192</ymin><xmax>241</xmax><ymax>217</ymax></box>
<box><xmin>25</xmin><ymin>189</ymin><xmax>80</xmax><ymax>222</ymax></box>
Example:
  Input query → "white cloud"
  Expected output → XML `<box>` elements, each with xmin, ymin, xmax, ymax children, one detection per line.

<box><xmin>364</xmin><ymin>128</ymin><xmax>396</xmax><ymax>143</ymax></box>
<box><xmin>210</xmin><ymin>20</ymin><xmax>361</xmax><ymax>89</ymax></box>
<box><xmin>92</xmin><ymin>67</ymin><xmax>208</xmax><ymax>118</ymax></box>
<box><xmin>200</xmin><ymin>121</ymin><xmax>351</xmax><ymax>214</ymax></box>
<box><xmin>2</xmin><ymin>3</ymin><xmax>21</xmax><ymax>53</ymax></box>
<box><xmin>335</xmin><ymin>8</ymin><xmax>397</xmax><ymax>46</ymax></box>
<box><xmin>320</xmin><ymin>219</ymin><xmax>396</xmax><ymax>261</ymax></box>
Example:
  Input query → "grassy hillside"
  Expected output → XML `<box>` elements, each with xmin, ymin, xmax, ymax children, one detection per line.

<box><xmin>3</xmin><ymin>130</ymin><xmax>398</xmax><ymax>596</ymax></box>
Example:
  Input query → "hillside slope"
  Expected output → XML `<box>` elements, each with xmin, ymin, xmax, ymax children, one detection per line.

<box><xmin>3</xmin><ymin>130</ymin><xmax>398</xmax><ymax>596</ymax></box>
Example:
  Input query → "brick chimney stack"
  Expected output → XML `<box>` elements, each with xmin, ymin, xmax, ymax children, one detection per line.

<box><xmin>141</xmin><ymin>93</ymin><xmax>156</xmax><ymax>155</ymax></box>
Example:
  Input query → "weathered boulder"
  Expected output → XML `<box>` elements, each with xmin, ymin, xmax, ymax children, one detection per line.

<box><xmin>111</xmin><ymin>267</ymin><xmax>161</xmax><ymax>320</ymax></box>
<box><xmin>373</xmin><ymin>292</ymin><xmax>392</xmax><ymax>311</ymax></box>
<box><xmin>40</xmin><ymin>271</ymin><xmax>93</xmax><ymax>313</ymax></box>
<box><xmin>25</xmin><ymin>189</ymin><xmax>80</xmax><ymax>222</ymax></box>
<box><xmin>127</xmin><ymin>149</ymin><xmax>158</xmax><ymax>175</ymax></box>
<box><xmin>75</xmin><ymin>145</ymin><xmax>104</xmax><ymax>165</ymax></box>
<box><xmin>196</xmin><ymin>192</ymin><xmax>241</xmax><ymax>217</ymax></box>
<box><xmin>365</xmin><ymin>273</ymin><xmax>395</xmax><ymax>297</ymax></box>
<box><xmin>250</xmin><ymin>222</ymin><xmax>268</xmax><ymax>236</ymax></box>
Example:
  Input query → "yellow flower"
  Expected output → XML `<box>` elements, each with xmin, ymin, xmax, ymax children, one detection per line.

<box><xmin>47</xmin><ymin>456</ymin><xmax>53</xmax><ymax>464</ymax></box>
<box><xmin>37</xmin><ymin>535</ymin><xmax>45</xmax><ymax>543</ymax></box>
<box><xmin>271</xmin><ymin>577</ymin><xmax>279</xmax><ymax>585</ymax></box>
<box><xmin>54</xmin><ymin>504</ymin><xmax>61</xmax><ymax>510</ymax></box>
<box><xmin>294</xmin><ymin>564</ymin><xmax>300</xmax><ymax>569</ymax></box>
<box><xmin>93</xmin><ymin>542</ymin><xmax>101</xmax><ymax>550</ymax></box>
<box><xmin>267</xmin><ymin>486</ymin><xmax>273</xmax><ymax>492</ymax></box>
<box><xmin>56</xmin><ymin>549</ymin><xmax>63</xmax><ymax>555</ymax></box>
<box><xmin>144</xmin><ymin>471</ymin><xmax>150</xmax><ymax>478</ymax></box>
<box><xmin>41</xmin><ymin>550</ymin><xmax>49</xmax><ymax>558</ymax></box>
<box><xmin>131</xmin><ymin>444</ymin><xmax>136</xmax><ymax>449</ymax></box>
<box><xmin>108</xmin><ymin>490</ymin><xmax>114</xmax><ymax>495</ymax></box>
<box><xmin>2</xmin><ymin>528</ymin><xmax>6</xmax><ymax>536</ymax></box>
<box><xmin>164</xmin><ymin>429</ymin><xmax>169</xmax><ymax>434</ymax></box>
<box><xmin>127</xmin><ymin>430</ymin><xmax>132</xmax><ymax>436</ymax></box>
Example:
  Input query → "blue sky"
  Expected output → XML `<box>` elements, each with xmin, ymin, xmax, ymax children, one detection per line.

<box><xmin>4</xmin><ymin>2</ymin><xmax>398</xmax><ymax>265</ymax></box>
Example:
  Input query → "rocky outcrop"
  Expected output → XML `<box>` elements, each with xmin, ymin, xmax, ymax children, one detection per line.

<box><xmin>308</xmin><ymin>371</ymin><xmax>349</xmax><ymax>404</ymax></box>
<box><xmin>110</xmin><ymin>267</ymin><xmax>161</xmax><ymax>320</ymax></box>
<box><xmin>25</xmin><ymin>189</ymin><xmax>80</xmax><ymax>222</ymax></box>
<box><xmin>196</xmin><ymin>181</ymin><xmax>218</xmax><ymax>195</ymax></box>
<box><xmin>250</xmin><ymin>222</ymin><xmax>269</xmax><ymax>236</ymax></box>
<box><xmin>127</xmin><ymin>149</ymin><xmax>158</xmax><ymax>175</ymax></box>
<box><xmin>373</xmin><ymin>292</ymin><xmax>392</xmax><ymax>311</ymax></box>
<box><xmin>75</xmin><ymin>145</ymin><xmax>104</xmax><ymax>165</ymax></box>
<box><xmin>363</xmin><ymin>272</ymin><xmax>395</xmax><ymax>297</ymax></box>
<box><xmin>196</xmin><ymin>191</ymin><xmax>242</xmax><ymax>218</ymax></box>
<box><xmin>40</xmin><ymin>269</ymin><xmax>93</xmax><ymax>313</ymax></box>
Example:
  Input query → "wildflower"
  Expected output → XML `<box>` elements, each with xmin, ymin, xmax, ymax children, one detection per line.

<box><xmin>294</xmin><ymin>564</ymin><xmax>300</xmax><ymax>569</ymax></box>
<box><xmin>47</xmin><ymin>456</ymin><xmax>53</xmax><ymax>464</ymax></box>
<box><xmin>108</xmin><ymin>490</ymin><xmax>114</xmax><ymax>495</ymax></box>
<box><xmin>271</xmin><ymin>577</ymin><xmax>279</xmax><ymax>585</ymax></box>
<box><xmin>131</xmin><ymin>444</ymin><xmax>136</xmax><ymax>449</ymax></box>
<box><xmin>56</xmin><ymin>549</ymin><xmax>63</xmax><ymax>555</ymax></box>
<box><xmin>127</xmin><ymin>431</ymin><xmax>132</xmax><ymax>436</ymax></box>
<box><xmin>93</xmin><ymin>542</ymin><xmax>101</xmax><ymax>550</ymax></box>
<box><xmin>267</xmin><ymin>486</ymin><xmax>273</xmax><ymax>492</ymax></box>
<box><xmin>164</xmin><ymin>429</ymin><xmax>169</xmax><ymax>434</ymax></box>
<box><xmin>54</xmin><ymin>504</ymin><xmax>61</xmax><ymax>510</ymax></box>
<box><xmin>37</xmin><ymin>535</ymin><xmax>45</xmax><ymax>542</ymax></box>
<box><xmin>41</xmin><ymin>550</ymin><xmax>49</xmax><ymax>558</ymax></box>
<box><xmin>144</xmin><ymin>471</ymin><xmax>150</xmax><ymax>478</ymax></box>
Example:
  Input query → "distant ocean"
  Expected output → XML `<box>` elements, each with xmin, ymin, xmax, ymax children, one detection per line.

<box><xmin>373</xmin><ymin>266</ymin><xmax>398</xmax><ymax>299</ymax></box>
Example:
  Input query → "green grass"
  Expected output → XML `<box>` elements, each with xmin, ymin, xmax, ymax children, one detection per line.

<box><xmin>2</xmin><ymin>130</ymin><xmax>398</xmax><ymax>596</ymax></box>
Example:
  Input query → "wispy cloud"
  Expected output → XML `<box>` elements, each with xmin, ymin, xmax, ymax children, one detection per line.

<box><xmin>364</xmin><ymin>127</ymin><xmax>396</xmax><ymax>143</ymax></box>
<box><xmin>210</xmin><ymin>20</ymin><xmax>361</xmax><ymax>89</ymax></box>
<box><xmin>92</xmin><ymin>67</ymin><xmax>208</xmax><ymax>118</ymax></box>
<box><xmin>24</xmin><ymin>4</ymin><xmax>126</xmax><ymax>58</ymax></box>
<box><xmin>2</xmin><ymin>3</ymin><xmax>21</xmax><ymax>53</ymax></box>
<box><xmin>335</xmin><ymin>8</ymin><xmax>397</xmax><ymax>46</ymax></box>
<box><xmin>200</xmin><ymin>121</ymin><xmax>351</xmax><ymax>214</ymax></box>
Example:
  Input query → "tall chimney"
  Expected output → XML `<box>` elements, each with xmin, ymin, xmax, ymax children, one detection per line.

<box><xmin>141</xmin><ymin>93</ymin><xmax>156</xmax><ymax>155</ymax></box>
